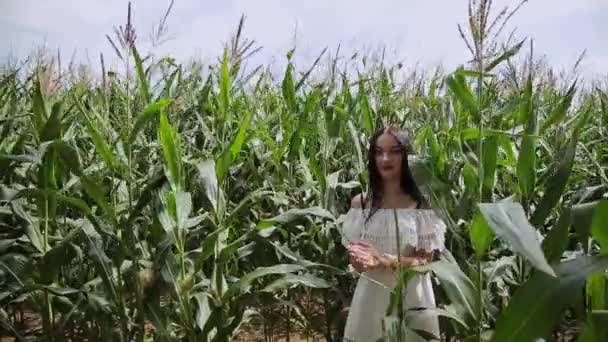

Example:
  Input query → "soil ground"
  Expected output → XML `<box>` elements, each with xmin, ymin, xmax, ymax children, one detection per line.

<box><xmin>0</xmin><ymin>309</ymin><xmax>325</xmax><ymax>342</ymax></box>
<box><xmin>1</xmin><ymin>308</ymin><xmax>582</xmax><ymax>342</ymax></box>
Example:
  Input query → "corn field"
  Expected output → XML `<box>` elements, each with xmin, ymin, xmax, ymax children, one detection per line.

<box><xmin>1</xmin><ymin>1</ymin><xmax>607</xmax><ymax>341</ymax></box>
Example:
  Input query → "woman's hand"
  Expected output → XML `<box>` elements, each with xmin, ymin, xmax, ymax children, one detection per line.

<box><xmin>347</xmin><ymin>242</ymin><xmax>427</xmax><ymax>272</ymax></box>
<box><xmin>348</xmin><ymin>242</ymin><xmax>382</xmax><ymax>272</ymax></box>
<box><xmin>415</xmin><ymin>249</ymin><xmax>437</xmax><ymax>264</ymax></box>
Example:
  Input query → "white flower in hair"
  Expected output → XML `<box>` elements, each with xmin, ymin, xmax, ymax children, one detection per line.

<box><xmin>394</xmin><ymin>131</ymin><xmax>408</xmax><ymax>145</ymax></box>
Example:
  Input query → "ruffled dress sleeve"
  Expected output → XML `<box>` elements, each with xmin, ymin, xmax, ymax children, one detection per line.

<box><xmin>339</xmin><ymin>208</ymin><xmax>365</xmax><ymax>247</ymax></box>
<box><xmin>416</xmin><ymin>210</ymin><xmax>447</xmax><ymax>253</ymax></box>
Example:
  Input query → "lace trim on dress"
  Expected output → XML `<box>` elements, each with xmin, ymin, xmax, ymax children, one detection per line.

<box><xmin>416</xmin><ymin>210</ymin><xmax>447</xmax><ymax>253</ymax></box>
<box><xmin>339</xmin><ymin>208</ymin><xmax>446</xmax><ymax>254</ymax></box>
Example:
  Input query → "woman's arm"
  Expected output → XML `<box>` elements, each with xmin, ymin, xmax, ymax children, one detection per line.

<box><xmin>367</xmin><ymin>250</ymin><xmax>435</xmax><ymax>273</ymax></box>
<box><xmin>415</xmin><ymin>249</ymin><xmax>438</xmax><ymax>263</ymax></box>
<box><xmin>348</xmin><ymin>242</ymin><xmax>426</xmax><ymax>272</ymax></box>
<box><xmin>379</xmin><ymin>254</ymin><xmax>427</xmax><ymax>270</ymax></box>
<box><xmin>365</xmin><ymin>251</ymin><xmax>435</xmax><ymax>274</ymax></box>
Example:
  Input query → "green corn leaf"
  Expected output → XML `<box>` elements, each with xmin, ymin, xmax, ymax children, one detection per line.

<box><xmin>158</xmin><ymin>112</ymin><xmax>182</xmax><ymax>191</ymax></box>
<box><xmin>75</xmin><ymin>98</ymin><xmax>123</xmax><ymax>174</ymax></box>
<box><xmin>540</xmin><ymin>80</ymin><xmax>577</xmax><ymax>133</ymax></box>
<box><xmin>481</xmin><ymin>135</ymin><xmax>498</xmax><ymax>201</ymax></box>
<box><xmin>197</xmin><ymin>159</ymin><xmax>225</xmax><ymax>217</ymax></box>
<box><xmin>32</xmin><ymin>77</ymin><xmax>48</xmax><ymax>133</ymax></box>
<box><xmin>422</xmin><ymin>251</ymin><xmax>480</xmax><ymax>327</ymax></box>
<box><xmin>491</xmin><ymin>255</ymin><xmax>608</xmax><ymax>342</ymax></box>
<box><xmin>541</xmin><ymin>207</ymin><xmax>572</xmax><ymax>264</ymax></box>
<box><xmin>127</xmin><ymin>98</ymin><xmax>175</xmax><ymax>147</ymax></box>
<box><xmin>530</xmin><ymin>136</ymin><xmax>577</xmax><ymax>226</ymax></box>
<box><xmin>577</xmin><ymin>310</ymin><xmax>608</xmax><ymax>342</ymax></box>
<box><xmin>586</xmin><ymin>274</ymin><xmax>607</xmax><ymax>310</ymax></box>
<box><xmin>469</xmin><ymin>209</ymin><xmax>495</xmax><ymax>260</ymax></box>
<box><xmin>80</xmin><ymin>175</ymin><xmax>118</xmax><ymax>226</ymax></box>
<box><xmin>223</xmin><ymin>264</ymin><xmax>305</xmax><ymax>300</ymax></box>
<box><xmin>478</xmin><ymin>202</ymin><xmax>555</xmax><ymax>277</ymax></box>
<box><xmin>484</xmin><ymin>38</ymin><xmax>526</xmax><ymax>72</ymax></box>
<box><xmin>132</xmin><ymin>46</ymin><xmax>151</xmax><ymax>103</ymax></box>
<box><xmin>590</xmin><ymin>200</ymin><xmax>608</xmax><ymax>254</ymax></box>
<box><xmin>256</xmin><ymin>207</ymin><xmax>335</xmax><ymax>230</ymax></box>
<box><xmin>282</xmin><ymin>62</ymin><xmax>297</xmax><ymax>113</ymax></box>
<box><xmin>447</xmin><ymin>69</ymin><xmax>479</xmax><ymax>120</ymax></box>
<box><xmin>216</xmin><ymin>109</ymin><xmax>252</xmax><ymax>183</ymax></box>
<box><xmin>571</xmin><ymin>201</ymin><xmax>600</xmax><ymax>253</ymax></box>
<box><xmin>40</xmin><ymin>102</ymin><xmax>63</xmax><ymax>142</ymax></box>
<box><xmin>517</xmin><ymin>72</ymin><xmax>536</xmax><ymax>199</ymax></box>
<box><xmin>261</xmin><ymin>274</ymin><xmax>330</xmax><ymax>292</ymax></box>
<box><xmin>219</xmin><ymin>48</ymin><xmax>231</xmax><ymax>118</ymax></box>
<box><xmin>357</xmin><ymin>79</ymin><xmax>374</xmax><ymax>134</ymax></box>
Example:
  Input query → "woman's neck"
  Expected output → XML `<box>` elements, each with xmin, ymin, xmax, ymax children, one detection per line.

<box><xmin>380</xmin><ymin>180</ymin><xmax>416</xmax><ymax>208</ymax></box>
<box><xmin>382</xmin><ymin>178</ymin><xmax>401</xmax><ymax>197</ymax></box>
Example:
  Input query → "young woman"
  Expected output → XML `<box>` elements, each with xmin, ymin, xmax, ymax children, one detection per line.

<box><xmin>340</xmin><ymin>126</ymin><xmax>446</xmax><ymax>341</ymax></box>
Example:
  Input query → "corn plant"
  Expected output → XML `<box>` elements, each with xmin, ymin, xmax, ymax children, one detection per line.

<box><xmin>1</xmin><ymin>1</ymin><xmax>607</xmax><ymax>341</ymax></box>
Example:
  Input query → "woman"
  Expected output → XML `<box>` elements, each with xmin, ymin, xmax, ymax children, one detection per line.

<box><xmin>340</xmin><ymin>126</ymin><xmax>446</xmax><ymax>342</ymax></box>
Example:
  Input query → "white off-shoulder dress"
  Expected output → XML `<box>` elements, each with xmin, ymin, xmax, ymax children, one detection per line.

<box><xmin>339</xmin><ymin>207</ymin><xmax>447</xmax><ymax>342</ymax></box>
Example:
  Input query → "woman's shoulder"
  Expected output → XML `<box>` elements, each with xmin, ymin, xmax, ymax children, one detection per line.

<box><xmin>350</xmin><ymin>192</ymin><xmax>368</xmax><ymax>209</ymax></box>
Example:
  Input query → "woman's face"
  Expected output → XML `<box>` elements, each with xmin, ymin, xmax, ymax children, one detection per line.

<box><xmin>374</xmin><ymin>131</ymin><xmax>404</xmax><ymax>180</ymax></box>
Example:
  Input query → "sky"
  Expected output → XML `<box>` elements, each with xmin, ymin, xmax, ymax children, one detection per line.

<box><xmin>1</xmin><ymin>0</ymin><xmax>607</xmax><ymax>80</ymax></box>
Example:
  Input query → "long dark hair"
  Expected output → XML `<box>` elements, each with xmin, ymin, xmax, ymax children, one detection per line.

<box><xmin>363</xmin><ymin>127</ymin><xmax>427</xmax><ymax>221</ymax></box>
